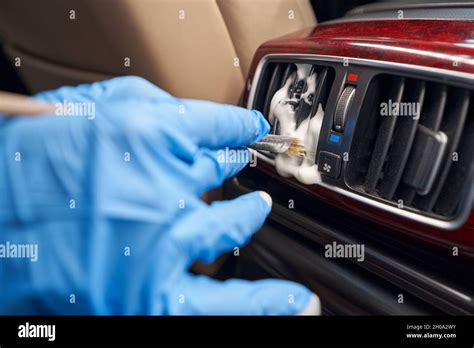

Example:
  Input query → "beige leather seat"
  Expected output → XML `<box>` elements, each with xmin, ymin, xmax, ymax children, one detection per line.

<box><xmin>0</xmin><ymin>0</ymin><xmax>316</xmax><ymax>104</ymax></box>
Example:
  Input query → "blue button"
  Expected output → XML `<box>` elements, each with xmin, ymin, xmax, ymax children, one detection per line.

<box><xmin>329</xmin><ymin>133</ymin><xmax>341</xmax><ymax>143</ymax></box>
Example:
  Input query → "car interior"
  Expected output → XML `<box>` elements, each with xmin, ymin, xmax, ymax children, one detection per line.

<box><xmin>0</xmin><ymin>0</ymin><xmax>472</xmax><ymax>316</ymax></box>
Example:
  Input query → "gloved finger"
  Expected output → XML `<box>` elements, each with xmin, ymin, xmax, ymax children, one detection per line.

<box><xmin>189</xmin><ymin>147</ymin><xmax>253</xmax><ymax>195</ymax></box>
<box><xmin>167</xmin><ymin>275</ymin><xmax>320</xmax><ymax>315</ymax></box>
<box><xmin>34</xmin><ymin>76</ymin><xmax>173</xmax><ymax>104</ymax></box>
<box><xmin>177</xmin><ymin>99</ymin><xmax>270</xmax><ymax>149</ymax></box>
<box><xmin>169</xmin><ymin>191</ymin><xmax>272</xmax><ymax>264</ymax></box>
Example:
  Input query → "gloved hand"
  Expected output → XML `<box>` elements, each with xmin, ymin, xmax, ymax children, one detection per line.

<box><xmin>0</xmin><ymin>76</ymin><xmax>319</xmax><ymax>315</ymax></box>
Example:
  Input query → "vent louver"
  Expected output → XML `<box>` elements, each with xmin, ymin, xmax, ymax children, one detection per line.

<box><xmin>252</xmin><ymin>62</ymin><xmax>334</xmax><ymax>134</ymax></box>
<box><xmin>347</xmin><ymin>74</ymin><xmax>473</xmax><ymax>220</ymax></box>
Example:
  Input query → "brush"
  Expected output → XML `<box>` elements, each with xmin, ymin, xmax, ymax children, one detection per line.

<box><xmin>249</xmin><ymin>134</ymin><xmax>307</xmax><ymax>158</ymax></box>
<box><xmin>0</xmin><ymin>93</ymin><xmax>313</xmax><ymax>159</ymax></box>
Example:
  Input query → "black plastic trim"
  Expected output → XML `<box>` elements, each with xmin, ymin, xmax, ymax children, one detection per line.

<box><xmin>225</xmin><ymin>174</ymin><xmax>474</xmax><ymax>314</ymax></box>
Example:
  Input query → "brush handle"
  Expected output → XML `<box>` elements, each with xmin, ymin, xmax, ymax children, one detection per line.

<box><xmin>0</xmin><ymin>91</ymin><xmax>56</xmax><ymax>116</ymax></box>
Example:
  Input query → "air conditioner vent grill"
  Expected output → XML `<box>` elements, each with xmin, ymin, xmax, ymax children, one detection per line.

<box><xmin>347</xmin><ymin>74</ymin><xmax>473</xmax><ymax>219</ymax></box>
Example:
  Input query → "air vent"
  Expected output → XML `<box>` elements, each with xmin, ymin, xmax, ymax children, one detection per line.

<box><xmin>347</xmin><ymin>74</ymin><xmax>473</xmax><ymax>220</ymax></box>
<box><xmin>253</xmin><ymin>62</ymin><xmax>335</xmax><ymax>136</ymax></box>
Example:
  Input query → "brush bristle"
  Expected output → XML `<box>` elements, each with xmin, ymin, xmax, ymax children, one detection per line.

<box><xmin>287</xmin><ymin>139</ymin><xmax>306</xmax><ymax>158</ymax></box>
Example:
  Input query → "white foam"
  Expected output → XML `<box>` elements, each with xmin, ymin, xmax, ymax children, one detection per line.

<box><xmin>269</xmin><ymin>64</ymin><xmax>324</xmax><ymax>185</ymax></box>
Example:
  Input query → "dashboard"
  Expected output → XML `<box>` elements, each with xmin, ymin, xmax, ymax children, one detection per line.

<box><xmin>225</xmin><ymin>14</ymin><xmax>474</xmax><ymax>315</ymax></box>
<box><xmin>243</xmin><ymin>19</ymin><xmax>474</xmax><ymax>252</ymax></box>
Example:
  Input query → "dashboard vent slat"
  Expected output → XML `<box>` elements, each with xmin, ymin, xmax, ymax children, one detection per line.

<box><xmin>419</xmin><ymin>83</ymin><xmax>447</xmax><ymax>131</ymax></box>
<box><xmin>379</xmin><ymin>80</ymin><xmax>426</xmax><ymax>199</ymax></box>
<box><xmin>262</xmin><ymin>63</ymin><xmax>285</xmax><ymax>118</ymax></box>
<box><xmin>312</xmin><ymin>67</ymin><xmax>331</xmax><ymax>113</ymax></box>
<box><xmin>364</xmin><ymin>77</ymin><xmax>405</xmax><ymax>193</ymax></box>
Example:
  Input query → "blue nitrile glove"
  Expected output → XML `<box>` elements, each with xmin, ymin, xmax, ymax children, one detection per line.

<box><xmin>0</xmin><ymin>76</ymin><xmax>319</xmax><ymax>315</ymax></box>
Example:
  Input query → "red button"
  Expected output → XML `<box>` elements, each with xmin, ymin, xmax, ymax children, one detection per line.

<box><xmin>347</xmin><ymin>73</ymin><xmax>359</xmax><ymax>82</ymax></box>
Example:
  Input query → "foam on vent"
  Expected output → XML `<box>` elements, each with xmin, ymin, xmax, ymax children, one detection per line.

<box><xmin>268</xmin><ymin>64</ymin><xmax>325</xmax><ymax>185</ymax></box>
